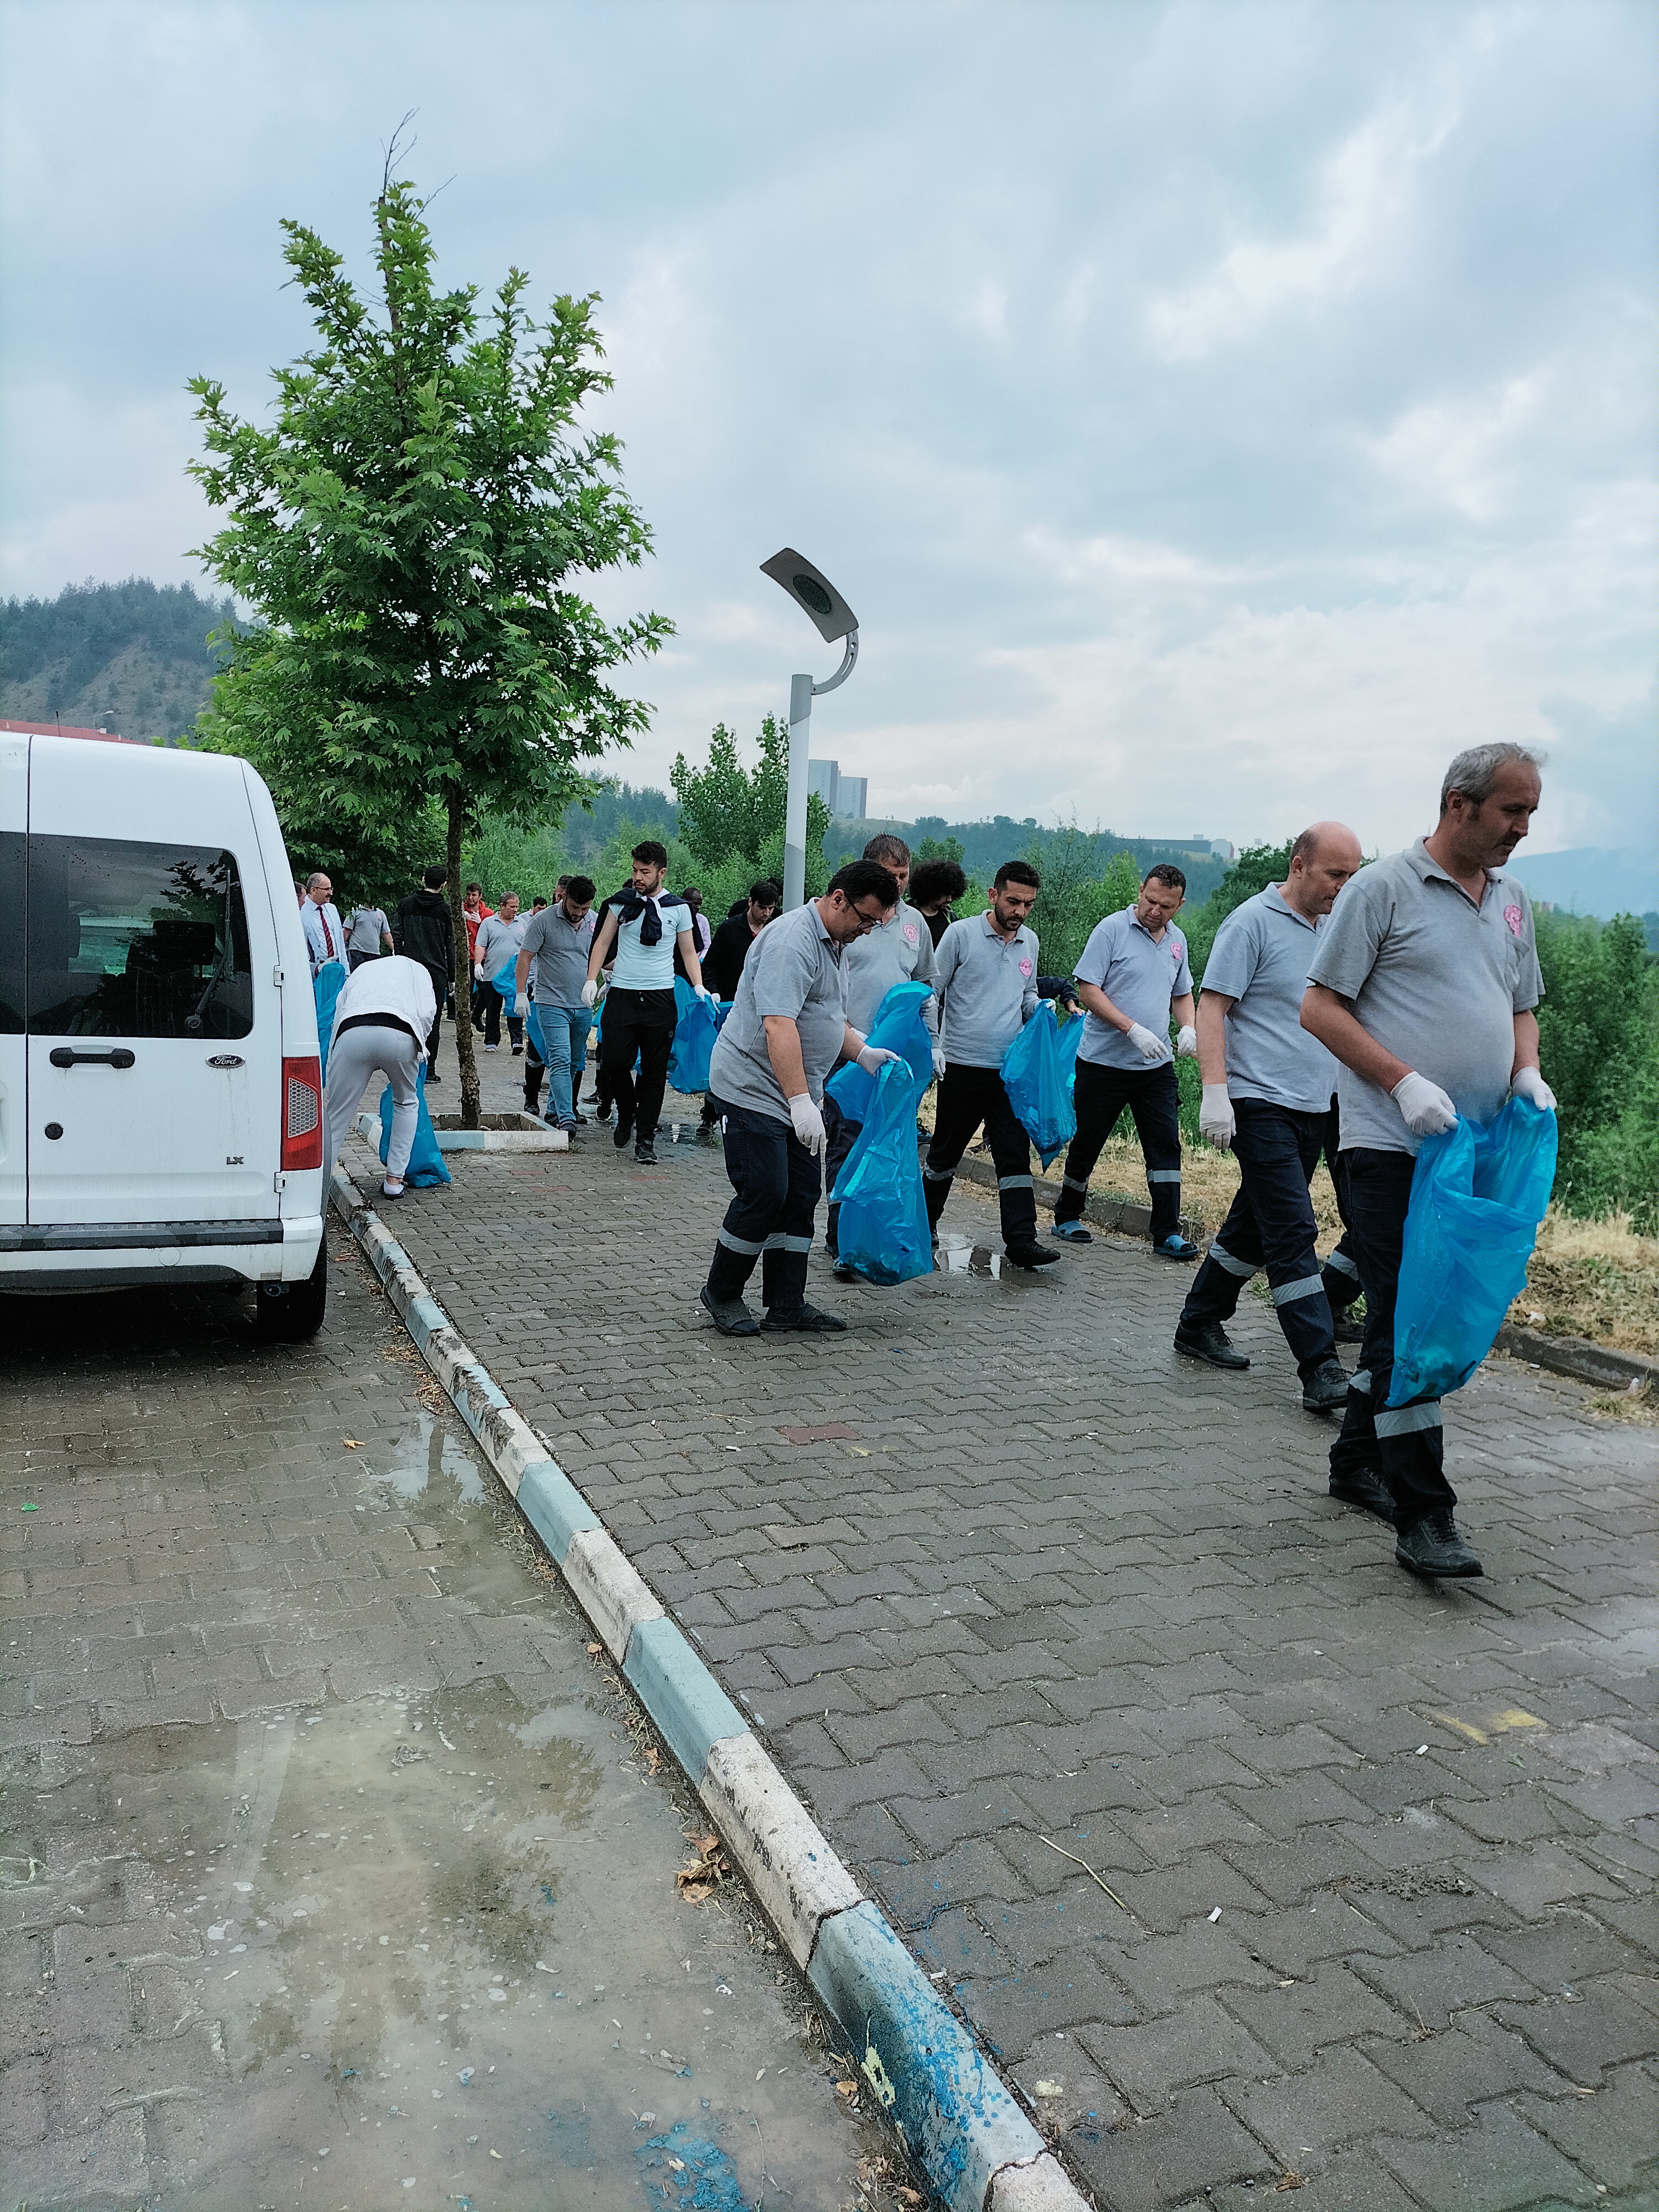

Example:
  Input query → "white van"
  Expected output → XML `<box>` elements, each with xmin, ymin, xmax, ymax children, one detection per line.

<box><xmin>0</xmin><ymin>728</ymin><xmax>328</xmax><ymax>1339</ymax></box>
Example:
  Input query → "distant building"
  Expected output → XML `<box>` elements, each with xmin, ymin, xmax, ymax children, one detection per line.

<box><xmin>1210</xmin><ymin>838</ymin><xmax>1235</xmax><ymax>861</ymax></box>
<box><xmin>808</xmin><ymin>759</ymin><xmax>867</xmax><ymax>820</ymax></box>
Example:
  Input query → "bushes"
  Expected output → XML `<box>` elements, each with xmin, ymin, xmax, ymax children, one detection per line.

<box><xmin>1537</xmin><ymin>909</ymin><xmax>1659</xmax><ymax>1231</ymax></box>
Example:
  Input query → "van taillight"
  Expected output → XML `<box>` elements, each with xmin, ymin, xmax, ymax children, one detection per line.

<box><xmin>281</xmin><ymin>1055</ymin><xmax>324</xmax><ymax>1170</ymax></box>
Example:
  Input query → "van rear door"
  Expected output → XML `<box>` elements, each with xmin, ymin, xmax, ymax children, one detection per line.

<box><xmin>0</xmin><ymin>734</ymin><xmax>25</xmax><ymax>1226</ymax></box>
<box><xmin>24</xmin><ymin>738</ymin><xmax>281</xmax><ymax>1228</ymax></box>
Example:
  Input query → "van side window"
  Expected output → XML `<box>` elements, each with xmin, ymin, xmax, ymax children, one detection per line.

<box><xmin>26</xmin><ymin>838</ymin><xmax>254</xmax><ymax>1041</ymax></box>
<box><xmin>0</xmin><ymin>831</ymin><xmax>22</xmax><ymax>1034</ymax></box>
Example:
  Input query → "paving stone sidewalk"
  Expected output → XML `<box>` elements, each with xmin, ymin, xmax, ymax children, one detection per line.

<box><xmin>0</xmin><ymin>1215</ymin><xmax>885</xmax><ymax>2209</ymax></box>
<box><xmin>357</xmin><ymin>1060</ymin><xmax>1659</xmax><ymax>2211</ymax></box>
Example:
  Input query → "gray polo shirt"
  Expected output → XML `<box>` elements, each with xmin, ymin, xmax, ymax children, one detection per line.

<box><xmin>520</xmin><ymin>903</ymin><xmax>596</xmax><ymax>1008</ymax></box>
<box><xmin>843</xmin><ymin>901</ymin><xmax>939</xmax><ymax>1039</ymax></box>
<box><xmin>1203</xmin><ymin>886</ymin><xmax>1338</xmax><ymax>1114</ymax></box>
<box><xmin>1075</xmin><ymin>907</ymin><xmax>1193</xmax><ymax>1070</ymax></box>
<box><xmin>707</xmin><ymin>900</ymin><xmax>847</xmax><ymax>1124</ymax></box>
<box><xmin>1305</xmin><ymin>838</ymin><xmax>1543</xmax><ymax>1156</ymax></box>
<box><xmin>934</xmin><ymin>911</ymin><xmax>1040</xmax><ymax>1068</ymax></box>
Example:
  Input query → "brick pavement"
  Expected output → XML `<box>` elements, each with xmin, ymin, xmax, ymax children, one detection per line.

<box><xmin>0</xmin><ymin>1216</ymin><xmax>886</xmax><ymax>2209</ymax></box>
<box><xmin>356</xmin><ymin>1062</ymin><xmax>1659</xmax><ymax>2211</ymax></box>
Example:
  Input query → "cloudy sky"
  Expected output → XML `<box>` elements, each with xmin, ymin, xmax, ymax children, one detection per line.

<box><xmin>3</xmin><ymin>0</ymin><xmax>1655</xmax><ymax>853</ymax></box>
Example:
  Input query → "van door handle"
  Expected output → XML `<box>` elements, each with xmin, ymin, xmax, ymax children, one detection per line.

<box><xmin>48</xmin><ymin>1047</ymin><xmax>137</xmax><ymax>1070</ymax></box>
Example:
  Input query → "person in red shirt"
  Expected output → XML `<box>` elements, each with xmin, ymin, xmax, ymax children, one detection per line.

<box><xmin>462</xmin><ymin>883</ymin><xmax>494</xmax><ymax>1031</ymax></box>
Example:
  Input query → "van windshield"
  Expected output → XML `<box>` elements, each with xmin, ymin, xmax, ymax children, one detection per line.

<box><xmin>25</xmin><ymin>837</ymin><xmax>254</xmax><ymax>1040</ymax></box>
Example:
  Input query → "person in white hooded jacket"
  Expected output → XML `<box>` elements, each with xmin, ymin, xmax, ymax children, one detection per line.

<box><xmin>322</xmin><ymin>954</ymin><xmax>437</xmax><ymax>1200</ymax></box>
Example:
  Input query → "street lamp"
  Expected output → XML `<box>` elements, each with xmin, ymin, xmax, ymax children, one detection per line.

<box><xmin>759</xmin><ymin>547</ymin><xmax>859</xmax><ymax>910</ymax></box>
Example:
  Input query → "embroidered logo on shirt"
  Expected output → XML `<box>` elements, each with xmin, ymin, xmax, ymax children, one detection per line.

<box><xmin>1018</xmin><ymin>958</ymin><xmax>1033</xmax><ymax>977</ymax></box>
<box><xmin>902</xmin><ymin>922</ymin><xmax>918</xmax><ymax>945</ymax></box>
<box><xmin>1504</xmin><ymin>904</ymin><xmax>1524</xmax><ymax>938</ymax></box>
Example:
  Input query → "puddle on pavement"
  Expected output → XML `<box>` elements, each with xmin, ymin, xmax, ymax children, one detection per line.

<box><xmin>1</xmin><ymin>1396</ymin><xmax>885</xmax><ymax>2210</ymax></box>
<box><xmin>936</xmin><ymin>1233</ymin><xmax>1003</xmax><ymax>1279</ymax></box>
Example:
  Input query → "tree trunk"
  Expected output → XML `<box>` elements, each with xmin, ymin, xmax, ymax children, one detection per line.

<box><xmin>448</xmin><ymin>797</ymin><xmax>482</xmax><ymax>1129</ymax></box>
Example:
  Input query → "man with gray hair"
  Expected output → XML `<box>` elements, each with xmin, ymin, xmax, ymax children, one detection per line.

<box><xmin>1302</xmin><ymin>742</ymin><xmax>1556</xmax><ymax>1582</ymax></box>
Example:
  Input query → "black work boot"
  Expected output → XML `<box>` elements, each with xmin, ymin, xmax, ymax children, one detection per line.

<box><xmin>1396</xmin><ymin>1509</ymin><xmax>1483</xmax><ymax>1579</ymax></box>
<box><xmin>1004</xmin><ymin>1241</ymin><xmax>1062</xmax><ymax>1269</ymax></box>
<box><xmin>1300</xmin><ymin>1355</ymin><xmax>1350</xmax><ymax>1413</ymax></box>
<box><xmin>1174</xmin><ymin>1321</ymin><xmax>1250</xmax><ymax>1370</ymax></box>
<box><xmin>634</xmin><ymin>1138</ymin><xmax>658</xmax><ymax>1165</ymax></box>
<box><xmin>1331</xmin><ymin>1305</ymin><xmax>1366</xmax><ymax>1344</ymax></box>
<box><xmin>760</xmin><ymin>1302</ymin><xmax>847</xmax><ymax>1333</ymax></box>
<box><xmin>1328</xmin><ymin>1464</ymin><xmax>1395</xmax><ymax>1520</ymax></box>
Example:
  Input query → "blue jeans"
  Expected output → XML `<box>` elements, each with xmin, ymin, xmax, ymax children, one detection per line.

<box><xmin>533</xmin><ymin>1003</ymin><xmax>592</xmax><ymax>1123</ymax></box>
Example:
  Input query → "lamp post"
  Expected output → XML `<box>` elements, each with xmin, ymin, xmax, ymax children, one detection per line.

<box><xmin>759</xmin><ymin>548</ymin><xmax>859</xmax><ymax>910</ymax></box>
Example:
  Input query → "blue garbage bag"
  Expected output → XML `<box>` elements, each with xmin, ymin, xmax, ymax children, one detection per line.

<box><xmin>829</xmin><ymin>1058</ymin><xmax>933</xmax><ymax>1286</ymax></box>
<box><xmin>525</xmin><ymin>999</ymin><xmax>549</xmax><ymax>1063</ymax></box>
<box><xmin>377</xmin><ymin>1063</ymin><xmax>451</xmax><ymax>1189</ymax></box>
<box><xmin>1387</xmin><ymin>1097</ymin><xmax>1557</xmax><ymax>1407</ymax></box>
<box><xmin>668</xmin><ymin>975</ymin><xmax>728</xmax><ymax>1093</ymax></box>
<box><xmin>825</xmin><ymin>980</ymin><xmax>935</xmax><ymax>1124</ymax></box>
<box><xmin>490</xmin><ymin>966</ymin><xmax>518</xmax><ymax>1002</ymax></box>
<box><xmin>1000</xmin><ymin>999</ymin><xmax>1084</xmax><ymax>1167</ymax></box>
<box><xmin>313</xmin><ymin>959</ymin><xmax>348</xmax><ymax>1080</ymax></box>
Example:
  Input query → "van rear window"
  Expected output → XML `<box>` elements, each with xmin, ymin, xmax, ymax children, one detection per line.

<box><xmin>24</xmin><ymin>837</ymin><xmax>254</xmax><ymax>1040</ymax></box>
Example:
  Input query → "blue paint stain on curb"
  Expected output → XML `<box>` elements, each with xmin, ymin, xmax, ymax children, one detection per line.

<box><xmin>622</xmin><ymin>1616</ymin><xmax>748</xmax><ymax>1782</ymax></box>
<box><xmin>808</xmin><ymin>1902</ymin><xmax>1044</xmax><ymax>2212</ymax></box>
<box><xmin>516</xmin><ymin>1459</ymin><xmax>601</xmax><ymax>1567</ymax></box>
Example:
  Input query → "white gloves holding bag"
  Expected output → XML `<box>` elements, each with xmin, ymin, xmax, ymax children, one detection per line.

<box><xmin>580</xmin><ymin>979</ymin><xmax>599</xmax><ymax>1009</ymax></box>
<box><xmin>1391</xmin><ymin>1070</ymin><xmax>1458</xmax><ymax>1137</ymax></box>
<box><xmin>1510</xmin><ymin>1066</ymin><xmax>1557</xmax><ymax>1112</ymax></box>
<box><xmin>855</xmin><ymin>1042</ymin><xmax>901</xmax><ymax>1077</ymax></box>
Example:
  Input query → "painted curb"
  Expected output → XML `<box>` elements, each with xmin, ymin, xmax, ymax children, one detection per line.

<box><xmin>352</xmin><ymin>1108</ymin><xmax>568</xmax><ymax>1154</ymax></box>
<box><xmin>1494</xmin><ymin>1321</ymin><xmax>1657</xmax><ymax>1396</ymax></box>
<box><xmin>327</xmin><ymin>1165</ymin><xmax>1088</xmax><ymax>2212</ymax></box>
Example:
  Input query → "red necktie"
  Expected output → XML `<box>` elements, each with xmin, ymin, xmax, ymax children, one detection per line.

<box><xmin>321</xmin><ymin>909</ymin><xmax>335</xmax><ymax>956</ymax></box>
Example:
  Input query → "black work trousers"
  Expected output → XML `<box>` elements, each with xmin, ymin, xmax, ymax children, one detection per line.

<box><xmin>923</xmin><ymin>1064</ymin><xmax>1037</xmax><ymax>1250</ymax></box>
<box><xmin>705</xmin><ymin>1102</ymin><xmax>822</xmax><ymax>1313</ymax></box>
<box><xmin>598</xmin><ymin>987</ymin><xmax>676</xmax><ymax>1140</ymax></box>
<box><xmin>418</xmin><ymin>962</ymin><xmax>448</xmax><ymax>1068</ymax></box>
<box><xmin>1328</xmin><ymin>1147</ymin><xmax>1453</xmax><ymax>1530</ymax></box>
<box><xmin>1180</xmin><ymin>1100</ymin><xmax>1336</xmax><ymax>1370</ymax></box>
<box><xmin>1056</xmin><ymin>1060</ymin><xmax>1182</xmax><ymax>1240</ymax></box>
<box><xmin>822</xmin><ymin>1085</ymin><xmax>860</xmax><ymax>1254</ymax></box>
<box><xmin>1319</xmin><ymin>1097</ymin><xmax>1363</xmax><ymax>1314</ymax></box>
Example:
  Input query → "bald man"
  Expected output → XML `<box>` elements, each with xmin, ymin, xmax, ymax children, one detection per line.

<box><xmin>1175</xmin><ymin>827</ymin><xmax>1384</xmax><ymax>1467</ymax></box>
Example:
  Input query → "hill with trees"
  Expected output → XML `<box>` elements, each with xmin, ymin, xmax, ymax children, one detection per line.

<box><xmin>0</xmin><ymin>577</ymin><xmax>237</xmax><ymax>741</ymax></box>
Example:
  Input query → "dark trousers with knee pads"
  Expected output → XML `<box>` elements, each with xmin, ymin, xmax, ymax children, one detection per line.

<box><xmin>1055</xmin><ymin>1060</ymin><xmax>1182</xmax><ymax>1240</ymax></box>
<box><xmin>1329</xmin><ymin>1147</ymin><xmax>1452</xmax><ymax>1529</ymax></box>
<box><xmin>923</xmin><ymin>1065</ymin><xmax>1037</xmax><ymax>1249</ymax></box>
<box><xmin>705</xmin><ymin>1102</ymin><xmax>822</xmax><ymax>1313</ymax></box>
<box><xmin>1180</xmin><ymin>1099</ymin><xmax>1336</xmax><ymax>1371</ymax></box>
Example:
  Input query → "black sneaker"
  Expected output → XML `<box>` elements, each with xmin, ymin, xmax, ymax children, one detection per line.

<box><xmin>1300</xmin><ymin>1355</ymin><xmax>1350</xmax><ymax>1413</ymax></box>
<box><xmin>1174</xmin><ymin>1321</ymin><xmax>1250</xmax><ymax>1371</ymax></box>
<box><xmin>1396</xmin><ymin>1509</ymin><xmax>1483</xmax><ymax>1579</ymax></box>
<box><xmin>760</xmin><ymin>1302</ymin><xmax>847</xmax><ymax>1333</ymax></box>
<box><xmin>1005</xmin><ymin>1242</ymin><xmax>1062</xmax><ymax>1269</ymax></box>
<box><xmin>1331</xmin><ymin>1308</ymin><xmax>1366</xmax><ymax>1344</ymax></box>
<box><xmin>634</xmin><ymin>1139</ymin><xmax>658</xmax><ymax>1165</ymax></box>
<box><xmin>700</xmin><ymin>1286</ymin><xmax>759</xmax><ymax>1337</ymax></box>
<box><xmin>571</xmin><ymin>1110</ymin><xmax>589</xmax><ymax>1126</ymax></box>
<box><xmin>1329</xmin><ymin>1465</ymin><xmax>1395</xmax><ymax>1521</ymax></box>
<box><xmin>612</xmin><ymin>1116</ymin><xmax>634</xmax><ymax>1150</ymax></box>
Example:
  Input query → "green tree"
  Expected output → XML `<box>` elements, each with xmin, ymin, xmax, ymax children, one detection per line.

<box><xmin>1185</xmin><ymin>841</ymin><xmax>1294</xmax><ymax>980</ymax></box>
<box><xmin>670</xmin><ymin>716</ymin><xmax>830</xmax><ymax>898</ymax></box>
<box><xmin>188</xmin><ymin>166</ymin><xmax>669</xmax><ymax>1124</ymax></box>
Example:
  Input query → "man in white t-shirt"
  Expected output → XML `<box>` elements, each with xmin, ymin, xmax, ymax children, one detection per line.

<box><xmin>584</xmin><ymin>840</ymin><xmax>710</xmax><ymax>1165</ymax></box>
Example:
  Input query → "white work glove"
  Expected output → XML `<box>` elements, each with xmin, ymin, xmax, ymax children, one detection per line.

<box><xmin>788</xmin><ymin>1092</ymin><xmax>827</xmax><ymax>1156</ymax></box>
<box><xmin>513</xmin><ymin>990</ymin><xmax>529</xmax><ymax>1019</ymax></box>
<box><xmin>1199</xmin><ymin>1084</ymin><xmax>1235</xmax><ymax>1150</ymax></box>
<box><xmin>580</xmin><ymin>979</ymin><xmax>598</xmax><ymax>1009</ymax></box>
<box><xmin>1175</xmin><ymin>1025</ymin><xmax>1198</xmax><ymax>1058</ymax></box>
<box><xmin>696</xmin><ymin>984</ymin><xmax>717</xmax><ymax>1006</ymax></box>
<box><xmin>855</xmin><ymin>1042</ymin><xmax>900</xmax><ymax>1077</ymax></box>
<box><xmin>1391</xmin><ymin>1070</ymin><xmax>1458</xmax><ymax>1137</ymax></box>
<box><xmin>931</xmin><ymin>1047</ymin><xmax>947</xmax><ymax>1081</ymax></box>
<box><xmin>1510</xmin><ymin>1066</ymin><xmax>1557</xmax><ymax>1112</ymax></box>
<box><xmin>1126</xmin><ymin>1021</ymin><xmax>1173</xmax><ymax>1065</ymax></box>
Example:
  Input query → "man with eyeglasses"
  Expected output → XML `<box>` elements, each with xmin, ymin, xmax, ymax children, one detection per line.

<box><xmin>700</xmin><ymin>861</ymin><xmax>903</xmax><ymax>1338</ymax></box>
